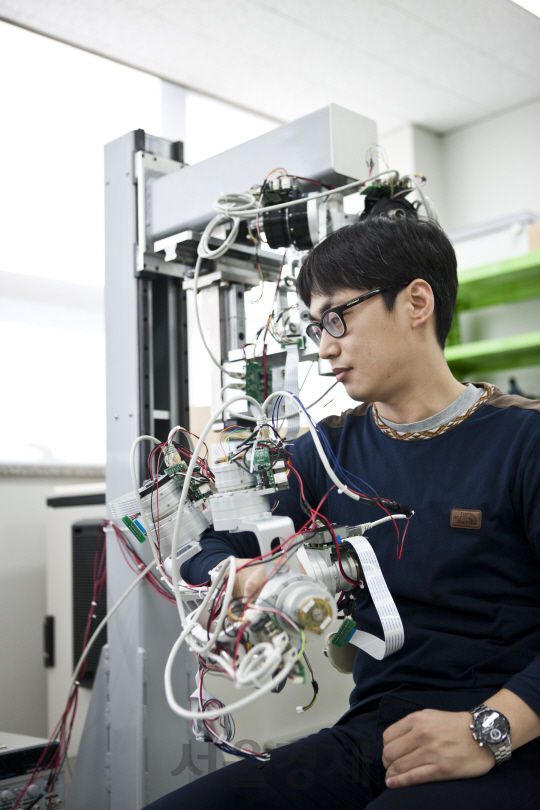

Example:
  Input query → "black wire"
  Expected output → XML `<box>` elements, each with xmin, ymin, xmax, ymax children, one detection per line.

<box><xmin>26</xmin><ymin>793</ymin><xmax>46</xmax><ymax>810</ymax></box>
<box><xmin>300</xmin><ymin>652</ymin><xmax>319</xmax><ymax>710</ymax></box>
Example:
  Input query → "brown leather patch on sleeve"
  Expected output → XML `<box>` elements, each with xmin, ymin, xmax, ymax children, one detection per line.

<box><xmin>450</xmin><ymin>509</ymin><xmax>482</xmax><ymax>529</ymax></box>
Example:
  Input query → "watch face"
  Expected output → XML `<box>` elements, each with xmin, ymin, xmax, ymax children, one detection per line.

<box><xmin>477</xmin><ymin>710</ymin><xmax>510</xmax><ymax>743</ymax></box>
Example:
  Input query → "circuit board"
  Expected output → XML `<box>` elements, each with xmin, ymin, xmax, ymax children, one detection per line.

<box><xmin>245</xmin><ymin>360</ymin><xmax>271</xmax><ymax>403</ymax></box>
<box><xmin>253</xmin><ymin>445</ymin><xmax>275</xmax><ymax>488</ymax></box>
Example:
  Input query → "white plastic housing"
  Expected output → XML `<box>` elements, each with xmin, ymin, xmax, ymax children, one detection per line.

<box><xmin>212</xmin><ymin>461</ymin><xmax>256</xmax><ymax>493</ymax></box>
<box><xmin>149</xmin><ymin>501</ymin><xmax>209</xmax><ymax>557</ymax></box>
<box><xmin>257</xmin><ymin>573</ymin><xmax>336</xmax><ymax>635</ymax></box>
<box><xmin>210</xmin><ymin>490</ymin><xmax>270</xmax><ymax>531</ymax></box>
<box><xmin>141</xmin><ymin>477</ymin><xmax>180</xmax><ymax>523</ymax></box>
<box><xmin>151</xmin><ymin>104</ymin><xmax>377</xmax><ymax>239</ymax></box>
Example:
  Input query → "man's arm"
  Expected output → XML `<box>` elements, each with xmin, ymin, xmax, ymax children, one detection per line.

<box><xmin>180</xmin><ymin>529</ymin><xmax>260</xmax><ymax>586</ymax></box>
<box><xmin>383</xmin><ymin>428</ymin><xmax>540</xmax><ymax>788</ymax></box>
<box><xmin>382</xmin><ymin>688</ymin><xmax>540</xmax><ymax>788</ymax></box>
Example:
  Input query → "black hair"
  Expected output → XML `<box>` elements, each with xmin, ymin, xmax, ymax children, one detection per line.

<box><xmin>297</xmin><ymin>216</ymin><xmax>458</xmax><ymax>349</ymax></box>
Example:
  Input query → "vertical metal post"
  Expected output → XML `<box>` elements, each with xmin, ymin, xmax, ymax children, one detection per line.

<box><xmin>69</xmin><ymin>131</ymin><xmax>219</xmax><ymax>810</ymax></box>
<box><xmin>138</xmin><ymin>277</ymin><xmax>155</xmax><ymax>479</ymax></box>
<box><xmin>168</xmin><ymin>277</ymin><xmax>179</xmax><ymax>430</ymax></box>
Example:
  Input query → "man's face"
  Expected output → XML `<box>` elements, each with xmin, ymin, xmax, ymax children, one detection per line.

<box><xmin>309</xmin><ymin>286</ymin><xmax>412</xmax><ymax>403</ymax></box>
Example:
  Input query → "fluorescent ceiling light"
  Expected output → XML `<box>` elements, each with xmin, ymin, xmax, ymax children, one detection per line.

<box><xmin>509</xmin><ymin>0</ymin><xmax>540</xmax><ymax>17</ymax></box>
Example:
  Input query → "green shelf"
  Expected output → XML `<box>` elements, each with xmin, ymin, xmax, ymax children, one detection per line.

<box><xmin>456</xmin><ymin>249</ymin><xmax>540</xmax><ymax>311</ymax></box>
<box><xmin>445</xmin><ymin>330</ymin><xmax>540</xmax><ymax>377</ymax></box>
<box><xmin>446</xmin><ymin>249</ymin><xmax>540</xmax><ymax>377</ymax></box>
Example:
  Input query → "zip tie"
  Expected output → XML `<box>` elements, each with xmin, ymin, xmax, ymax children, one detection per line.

<box><xmin>91</xmin><ymin>601</ymin><xmax>97</xmax><ymax>606</ymax></box>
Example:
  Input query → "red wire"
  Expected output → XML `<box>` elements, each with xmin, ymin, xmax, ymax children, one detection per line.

<box><xmin>397</xmin><ymin>516</ymin><xmax>411</xmax><ymax>560</ymax></box>
<box><xmin>115</xmin><ymin>529</ymin><xmax>176</xmax><ymax>603</ymax></box>
<box><xmin>335</xmin><ymin>480</ymin><xmax>404</xmax><ymax>556</ymax></box>
<box><xmin>261</xmin><ymin>251</ymin><xmax>286</xmax><ymax>362</ymax></box>
<box><xmin>232</xmin><ymin>621</ymin><xmax>250</xmax><ymax>668</ymax></box>
<box><xmin>14</xmin><ymin>523</ymin><xmax>109</xmax><ymax>810</ymax></box>
<box><xmin>263</xmin><ymin>344</ymin><xmax>268</xmax><ymax>399</ymax></box>
<box><xmin>286</xmin><ymin>461</ymin><xmax>306</xmax><ymax>502</ymax></box>
<box><xmin>155</xmin><ymin>448</ymin><xmax>165</xmax><ymax>560</ymax></box>
<box><xmin>149</xmin><ymin>442</ymin><xmax>166</xmax><ymax>479</ymax></box>
<box><xmin>314</xmin><ymin>511</ymin><xmax>362</xmax><ymax>587</ymax></box>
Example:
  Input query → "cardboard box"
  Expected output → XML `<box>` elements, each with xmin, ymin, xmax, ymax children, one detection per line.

<box><xmin>529</xmin><ymin>219</ymin><xmax>540</xmax><ymax>252</ymax></box>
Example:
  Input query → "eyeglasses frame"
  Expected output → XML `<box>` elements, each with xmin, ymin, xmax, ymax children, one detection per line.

<box><xmin>306</xmin><ymin>286</ymin><xmax>403</xmax><ymax>346</ymax></box>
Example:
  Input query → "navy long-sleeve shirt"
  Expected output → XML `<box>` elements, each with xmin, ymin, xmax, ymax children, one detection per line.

<box><xmin>182</xmin><ymin>385</ymin><xmax>540</xmax><ymax>716</ymax></box>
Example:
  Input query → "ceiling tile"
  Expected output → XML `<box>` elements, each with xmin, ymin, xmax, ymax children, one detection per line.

<box><xmin>1</xmin><ymin>0</ymin><xmax>538</xmax><ymax>134</ymax></box>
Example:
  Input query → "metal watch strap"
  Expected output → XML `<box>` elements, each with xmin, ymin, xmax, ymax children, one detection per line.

<box><xmin>469</xmin><ymin>703</ymin><xmax>512</xmax><ymax>765</ymax></box>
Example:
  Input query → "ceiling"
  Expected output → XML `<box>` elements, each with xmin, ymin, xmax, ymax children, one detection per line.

<box><xmin>1</xmin><ymin>0</ymin><xmax>539</xmax><ymax>134</ymax></box>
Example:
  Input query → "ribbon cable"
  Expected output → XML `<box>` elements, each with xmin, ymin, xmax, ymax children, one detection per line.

<box><xmin>345</xmin><ymin>535</ymin><xmax>404</xmax><ymax>660</ymax></box>
<box><xmin>283</xmin><ymin>344</ymin><xmax>300</xmax><ymax>440</ymax></box>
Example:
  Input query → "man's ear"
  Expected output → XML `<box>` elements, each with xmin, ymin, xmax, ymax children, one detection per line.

<box><xmin>408</xmin><ymin>279</ymin><xmax>434</xmax><ymax>330</ymax></box>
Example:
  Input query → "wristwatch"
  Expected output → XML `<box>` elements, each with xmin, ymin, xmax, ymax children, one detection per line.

<box><xmin>469</xmin><ymin>703</ymin><xmax>512</xmax><ymax>764</ymax></box>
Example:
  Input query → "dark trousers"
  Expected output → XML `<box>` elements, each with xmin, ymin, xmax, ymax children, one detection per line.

<box><xmin>143</xmin><ymin>696</ymin><xmax>540</xmax><ymax>810</ymax></box>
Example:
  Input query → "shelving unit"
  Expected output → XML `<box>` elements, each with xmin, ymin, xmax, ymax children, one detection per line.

<box><xmin>444</xmin><ymin>249</ymin><xmax>540</xmax><ymax>379</ymax></box>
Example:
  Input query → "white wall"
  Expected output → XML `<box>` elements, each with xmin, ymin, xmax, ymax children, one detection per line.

<box><xmin>380</xmin><ymin>100</ymin><xmax>540</xmax><ymax>396</ymax></box>
<box><xmin>0</xmin><ymin>474</ymin><xmax>103</xmax><ymax>737</ymax></box>
<box><xmin>380</xmin><ymin>98</ymin><xmax>540</xmax><ymax>232</ymax></box>
<box><xmin>379</xmin><ymin>124</ymin><xmax>448</xmax><ymax>227</ymax></box>
<box><xmin>442</xmin><ymin>99</ymin><xmax>540</xmax><ymax>395</ymax></box>
<box><xmin>443</xmin><ymin>98</ymin><xmax>540</xmax><ymax>231</ymax></box>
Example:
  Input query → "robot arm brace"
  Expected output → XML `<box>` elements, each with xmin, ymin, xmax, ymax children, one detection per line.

<box><xmin>113</xmin><ymin>392</ymin><xmax>411</xmax><ymax>728</ymax></box>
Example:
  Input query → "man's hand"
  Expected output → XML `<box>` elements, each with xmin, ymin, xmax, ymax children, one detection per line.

<box><xmin>382</xmin><ymin>708</ymin><xmax>495</xmax><ymax>788</ymax></box>
<box><xmin>232</xmin><ymin>558</ymin><xmax>265</xmax><ymax>601</ymax></box>
<box><xmin>230</xmin><ymin>556</ymin><xmax>307</xmax><ymax>602</ymax></box>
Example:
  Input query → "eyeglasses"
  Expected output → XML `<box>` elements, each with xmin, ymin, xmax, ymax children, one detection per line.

<box><xmin>305</xmin><ymin>284</ymin><xmax>410</xmax><ymax>347</ymax></box>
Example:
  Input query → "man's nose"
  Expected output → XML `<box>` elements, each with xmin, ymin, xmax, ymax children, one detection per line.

<box><xmin>318</xmin><ymin>329</ymin><xmax>340</xmax><ymax>359</ymax></box>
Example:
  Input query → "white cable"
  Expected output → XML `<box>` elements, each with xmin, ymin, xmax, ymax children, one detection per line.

<box><xmin>69</xmin><ymin>557</ymin><xmax>156</xmax><ymax>694</ymax></box>
<box><xmin>224</xmin><ymin>380</ymin><xmax>339</xmax><ymax>424</ymax></box>
<box><xmin>192</xmin><ymin>255</ymin><xmax>223</xmax><ymax>370</ymax></box>
<box><xmin>354</xmin><ymin>514</ymin><xmax>409</xmax><ymax>533</ymax></box>
<box><xmin>236</xmin><ymin>642</ymin><xmax>282</xmax><ymax>687</ymax></box>
<box><xmin>213</xmin><ymin>191</ymin><xmax>257</xmax><ymax>215</ymax></box>
<box><xmin>249</xmin><ymin>431</ymin><xmax>260</xmax><ymax>473</ymax></box>
<box><xmin>193</xmin><ymin>557</ymin><xmax>237</xmax><ymax>656</ymax></box>
<box><xmin>167</xmin><ymin>425</ymin><xmax>194</xmax><ymax>453</ymax></box>
<box><xmin>191</xmin><ymin>210</ymin><xmax>249</xmax><ymax>370</ymax></box>
<box><xmin>165</xmin><ymin>638</ymin><xmax>297</xmax><ymax>721</ymax></box>
<box><xmin>221</xmin><ymin>383</ymin><xmax>245</xmax><ymax>395</ymax></box>
<box><xmin>163</xmin><ymin>390</ymin><xmax>406</xmax><ymax>721</ymax></box>
<box><xmin>401</xmin><ymin>174</ymin><xmax>438</xmax><ymax>222</ymax></box>
<box><xmin>193</xmin><ymin>171</ymin><xmax>398</xmax><ymax>373</ymax></box>
<box><xmin>264</xmin><ymin>390</ymin><xmax>362</xmax><ymax>502</ymax></box>
<box><xmin>213</xmin><ymin>169</ymin><xmax>400</xmax><ymax>218</ymax></box>
<box><xmin>197</xmin><ymin>213</ymin><xmax>243</xmax><ymax>259</ymax></box>
<box><xmin>169</xmin><ymin>393</ymin><xmax>265</xmax><ymax>624</ymax></box>
<box><xmin>165</xmin><ymin>556</ymin><xmax>298</xmax><ymax>717</ymax></box>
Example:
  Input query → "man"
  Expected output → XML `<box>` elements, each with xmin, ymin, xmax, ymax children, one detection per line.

<box><xmin>145</xmin><ymin>215</ymin><xmax>540</xmax><ymax>809</ymax></box>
